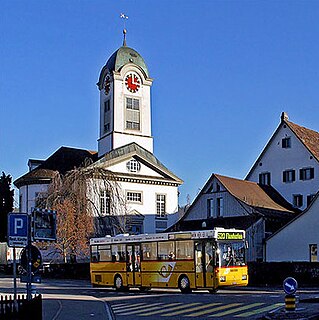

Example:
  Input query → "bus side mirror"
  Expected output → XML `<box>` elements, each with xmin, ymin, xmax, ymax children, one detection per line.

<box><xmin>245</xmin><ymin>241</ymin><xmax>249</xmax><ymax>249</ymax></box>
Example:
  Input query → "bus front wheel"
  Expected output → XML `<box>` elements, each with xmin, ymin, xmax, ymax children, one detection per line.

<box><xmin>178</xmin><ymin>275</ymin><xmax>191</xmax><ymax>293</ymax></box>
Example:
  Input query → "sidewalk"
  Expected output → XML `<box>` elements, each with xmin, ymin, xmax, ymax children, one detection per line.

<box><xmin>263</xmin><ymin>296</ymin><xmax>319</xmax><ymax>320</ymax></box>
<box><xmin>42</xmin><ymin>294</ymin><xmax>113</xmax><ymax>320</ymax></box>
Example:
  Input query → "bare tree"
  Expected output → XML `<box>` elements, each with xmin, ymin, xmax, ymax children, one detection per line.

<box><xmin>43</xmin><ymin>162</ymin><xmax>128</xmax><ymax>263</ymax></box>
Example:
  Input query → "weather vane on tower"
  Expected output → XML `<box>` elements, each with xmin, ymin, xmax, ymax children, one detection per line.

<box><xmin>120</xmin><ymin>13</ymin><xmax>129</xmax><ymax>46</ymax></box>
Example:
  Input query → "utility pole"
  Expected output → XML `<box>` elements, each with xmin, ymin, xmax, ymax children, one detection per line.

<box><xmin>26</xmin><ymin>212</ymin><xmax>32</xmax><ymax>301</ymax></box>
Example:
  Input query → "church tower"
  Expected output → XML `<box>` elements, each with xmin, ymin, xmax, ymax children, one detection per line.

<box><xmin>97</xmin><ymin>30</ymin><xmax>154</xmax><ymax>157</ymax></box>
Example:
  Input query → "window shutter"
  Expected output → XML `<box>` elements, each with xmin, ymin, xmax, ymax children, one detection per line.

<box><xmin>300</xmin><ymin>169</ymin><xmax>304</xmax><ymax>180</ymax></box>
<box><xmin>310</xmin><ymin>167</ymin><xmax>314</xmax><ymax>179</ymax></box>
<box><xmin>283</xmin><ymin>171</ymin><xmax>286</xmax><ymax>183</ymax></box>
<box><xmin>292</xmin><ymin>170</ymin><xmax>295</xmax><ymax>181</ymax></box>
<box><xmin>267</xmin><ymin>172</ymin><xmax>271</xmax><ymax>185</ymax></box>
<box><xmin>259</xmin><ymin>174</ymin><xmax>262</xmax><ymax>184</ymax></box>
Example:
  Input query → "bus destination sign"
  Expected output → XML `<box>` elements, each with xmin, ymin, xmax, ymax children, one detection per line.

<box><xmin>217</xmin><ymin>231</ymin><xmax>244</xmax><ymax>241</ymax></box>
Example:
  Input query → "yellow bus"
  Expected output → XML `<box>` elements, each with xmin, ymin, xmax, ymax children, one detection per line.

<box><xmin>90</xmin><ymin>228</ymin><xmax>248</xmax><ymax>293</ymax></box>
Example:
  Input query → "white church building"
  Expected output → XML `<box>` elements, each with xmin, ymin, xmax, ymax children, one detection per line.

<box><xmin>14</xmin><ymin>33</ymin><xmax>183</xmax><ymax>235</ymax></box>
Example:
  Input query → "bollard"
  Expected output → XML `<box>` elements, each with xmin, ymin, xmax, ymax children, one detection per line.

<box><xmin>285</xmin><ymin>294</ymin><xmax>296</xmax><ymax>311</ymax></box>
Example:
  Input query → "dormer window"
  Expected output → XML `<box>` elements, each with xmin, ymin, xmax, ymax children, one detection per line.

<box><xmin>282</xmin><ymin>137</ymin><xmax>291</xmax><ymax>148</ymax></box>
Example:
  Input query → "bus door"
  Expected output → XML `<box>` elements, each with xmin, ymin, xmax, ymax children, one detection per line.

<box><xmin>195</xmin><ymin>241</ymin><xmax>205</xmax><ymax>287</ymax></box>
<box><xmin>204</xmin><ymin>241</ymin><xmax>216</xmax><ymax>289</ymax></box>
<box><xmin>126</xmin><ymin>244</ymin><xmax>141</xmax><ymax>286</ymax></box>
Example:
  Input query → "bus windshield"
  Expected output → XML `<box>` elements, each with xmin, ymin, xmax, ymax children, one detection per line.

<box><xmin>219</xmin><ymin>241</ymin><xmax>245</xmax><ymax>267</ymax></box>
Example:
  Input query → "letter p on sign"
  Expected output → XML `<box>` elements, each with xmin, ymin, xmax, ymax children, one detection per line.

<box><xmin>14</xmin><ymin>218</ymin><xmax>24</xmax><ymax>234</ymax></box>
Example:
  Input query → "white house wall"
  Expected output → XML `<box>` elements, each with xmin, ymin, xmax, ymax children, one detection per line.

<box><xmin>247</xmin><ymin>124</ymin><xmax>319</xmax><ymax>210</ymax></box>
<box><xmin>266</xmin><ymin>198</ymin><xmax>319</xmax><ymax>262</ymax></box>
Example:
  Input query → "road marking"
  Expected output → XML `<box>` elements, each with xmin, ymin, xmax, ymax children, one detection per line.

<box><xmin>51</xmin><ymin>300</ymin><xmax>63</xmax><ymax>320</ymax></box>
<box><xmin>116</xmin><ymin>303</ymin><xmax>180</xmax><ymax>315</ymax></box>
<box><xmin>112</xmin><ymin>302</ymin><xmax>147</xmax><ymax>311</ymax></box>
<box><xmin>186</xmin><ymin>303</ymin><xmax>241</xmax><ymax>317</ymax></box>
<box><xmin>111</xmin><ymin>303</ymin><xmax>130</xmax><ymax>308</ymax></box>
<box><xmin>161</xmin><ymin>303</ymin><xmax>221</xmax><ymax>317</ymax></box>
<box><xmin>235</xmin><ymin>303</ymin><xmax>283</xmax><ymax>317</ymax></box>
<box><xmin>208</xmin><ymin>303</ymin><xmax>264</xmax><ymax>317</ymax></box>
<box><xmin>140</xmin><ymin>302</ymin><xmax>200</xmax><ymax>316</ymax></box>
<box><xmin>113</xmin><ymin>303</ymin><xmax>163</xmax><ymax>313</ymax></box>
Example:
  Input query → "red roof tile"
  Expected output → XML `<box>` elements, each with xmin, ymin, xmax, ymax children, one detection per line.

<box><xmin>286</xmin><ymin>120</ymin><xmax>319</xmax><ymax>161</ymax></box>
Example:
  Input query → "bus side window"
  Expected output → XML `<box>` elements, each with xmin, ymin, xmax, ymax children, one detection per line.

<box><xmin>158</xmin><ymin>241</ymin><xmax>175</xmax><ymax>260</ymax></box>
<box><xmin>91</xmin><ymin>245</ymin><xmax>99</xmax><ymax>262</ymax></box>
<box><xmin>176</xmin><ymin>240</ymin><xmax>194</xmax><ymax>260</ymax></box>
<box><xmin>142</xmin><ymin>242</ymin><xmax>157</xmax><ymax>260</ymax></box>
<box><xmin>135</xmin><ymin>249</ymin><xmax>141</xmax><ymax>271</ymax></box>
<box><xmin>195</xmin><ymin>242</ymin><xmax>203</xmax><ymax>272</ymax></box>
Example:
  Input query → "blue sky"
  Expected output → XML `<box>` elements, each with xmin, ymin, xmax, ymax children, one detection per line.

<box><xmin>1</xmin><ymin>0</ymin><xmax>319</xmax><ymax>206</ymax></box>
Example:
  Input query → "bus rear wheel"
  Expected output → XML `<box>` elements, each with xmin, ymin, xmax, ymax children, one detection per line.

<box><xmin>178</xmin><ymin>275</ymin><xmax>191</xmax><ymax>293</ymax></box>
<box><xmin>114</xmin><ymin>275</ymin><xmax>125</xmax><ymax>291</ymax></box>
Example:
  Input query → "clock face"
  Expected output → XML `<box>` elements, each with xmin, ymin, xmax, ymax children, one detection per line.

<box><xmin>125</xmin><ymin>73</ymin><xmax>140</xmax><ymax>93</ymax></box>
<box><xmin>103</xmin><ymin>75</ymin><xmax>111</xmax><ymax>95</ymax></box>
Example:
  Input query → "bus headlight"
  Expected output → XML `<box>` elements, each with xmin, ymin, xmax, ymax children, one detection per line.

<box><xmin>220</xmin><ymin>276</ymin><xmax>226</xmax><ymax>282</ymax></box>
<box><xmin>242</xmin><ymin>275</ymin><xmax>247</xmax><ymax>280</ymax></box>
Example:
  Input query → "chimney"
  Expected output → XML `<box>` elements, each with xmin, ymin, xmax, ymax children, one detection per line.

<box><xmin>281</xmin><ymin>112</ymin><xmax>289</xmax><ymax>122</ymax></box>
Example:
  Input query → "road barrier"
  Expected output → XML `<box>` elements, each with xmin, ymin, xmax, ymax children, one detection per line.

<box><xmin>0</xmin><ymin>294</ymin><xmax>42</xmax><ymax>320</ymax></box>
<box><xmin>285</xmin><ymin>294</ymin><xmax>296</xmax><ymax>311</ymax></box>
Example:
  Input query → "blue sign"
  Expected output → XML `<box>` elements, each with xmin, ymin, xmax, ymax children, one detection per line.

<box><xmin>283</xmin><ymin>277</ymin><xmax>298</xmax><ymax>295</ymax></box>
<box><xmin>7</xmin><ymin>213</ymin><xmax>29</xmax><ymax>247</ymax></box>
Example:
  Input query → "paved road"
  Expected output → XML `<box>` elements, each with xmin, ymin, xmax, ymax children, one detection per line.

<box><xmin>101</xmin><ymin>288</ymin><xmax>284</xmax><ymax>320</ymax></box>
<box><xmin>1</xmin><ymin>277</ymin><xmax>318</xmax><ymax>320</ymax></box>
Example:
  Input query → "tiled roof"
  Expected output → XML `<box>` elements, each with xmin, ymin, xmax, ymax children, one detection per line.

<box><xmin>246</xmin><ymin>113</ymin><xmax>319</xmax><ymax>180</ymax></box>
<box><xmin>14</xmin><ymin>146</ymin><xmax>98</xmax><ymax>187</ymax></box>
<box><xmin>167</xmin><ymin>216</ymin><xmax>259</xmax><ymax>232</ymax></box>
<box><xmin>215</xmin><ymin>174</ymin><xmax>295</xmax><ymax>213</ymax></box>
<box><xmin>286</xmin><ymin>120</ymin><xmax>319</xmax><ymax>161</ymax></box>
<box><xmin>178</xmin><ymin>173</ymin><xmax>297</xmax><ymax>227</ymax></box>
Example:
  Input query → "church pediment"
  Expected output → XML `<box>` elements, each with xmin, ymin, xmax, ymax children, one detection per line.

<box><xmin>92</xmin><ymin>142</ymin><xmax>183</xmax><ymax>185</ymax></box>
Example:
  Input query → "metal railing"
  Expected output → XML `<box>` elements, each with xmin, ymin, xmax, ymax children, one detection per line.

<box><xmin>0</xmin><ymin>294</ymin><xmax>42</xmax><ymax>320</ymax></box>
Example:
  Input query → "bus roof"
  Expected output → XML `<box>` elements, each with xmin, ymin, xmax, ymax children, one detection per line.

<box><xmin>90</xmin><ymin>228</ymin><xmax>245</xmax><ymax>245</ymax></box>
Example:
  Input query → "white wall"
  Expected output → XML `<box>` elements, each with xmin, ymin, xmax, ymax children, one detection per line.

<box><xmin>247</xmin><ymin>124</ymin><xmax>319</xmax><ymax>210</ymax></box>
<box><xmin>266</xmin><ymin>197</ymin><xmax>319</xmax><ymax>261</ymax></box>
<box><xmin>98</xmin><ymin>64</ymin><xmax>153</xmax><ymax>157</ymax></box>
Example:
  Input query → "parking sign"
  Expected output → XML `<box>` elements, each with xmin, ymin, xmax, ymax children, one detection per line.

<box><xmin>7</xmin><ymin>213</ymin><xmax>29</xmax><ymax>247</ymax></box>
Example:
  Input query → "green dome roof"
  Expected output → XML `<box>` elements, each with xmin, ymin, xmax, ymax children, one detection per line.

<box><xmin>105</xmin><ymin>46</ymin><xmax>149</xmax><ymax>77</ymax></box>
